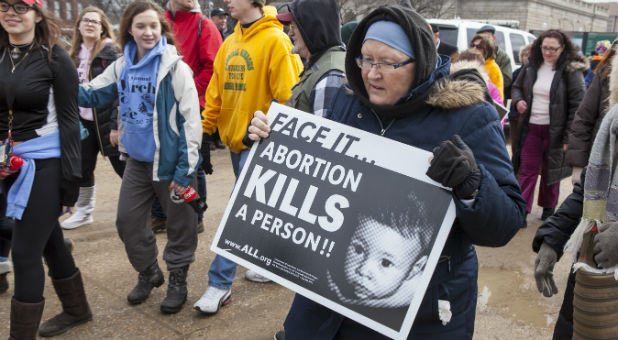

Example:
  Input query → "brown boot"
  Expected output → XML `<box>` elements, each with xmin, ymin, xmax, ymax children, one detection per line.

<box><xmin>38</xmin><ymin>270</ymin><xmax>92</xmax><ymax>338</ymax></box>
<box><xmin>10</xmin><ymin>298</ymin><xmax>45</xmax><ymax>340</ymax></box>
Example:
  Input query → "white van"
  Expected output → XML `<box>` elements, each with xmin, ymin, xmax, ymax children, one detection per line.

<box><xmin>427</xmin><ymin>19</ymin><xmax>537</xmax><ymax>70</ymax></box>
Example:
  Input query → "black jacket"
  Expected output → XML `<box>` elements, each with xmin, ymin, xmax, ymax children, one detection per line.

<box><xmin>566</xmin><ymin>64</ymin><xmax>611</xmax><ymax>167</ymax></box>
<box><xmin>85</xmin><ymin>42</ymin><xmax>121</xmax><ymax>157</ymax></box>
<box><xmin>288</xmin><ymin>0</ymin><xmax>342</xmax><ymax>69</ymax></box>
<box><xmin>511</xmin><ymin>54</ymin><xmax>587</xmax><ymax>185</ymax></box>
<box><xmin>437</xmin><ymin>40</ymin><xmax>458</xmax><ymax>59</ymax></box>
<box><xmin>533</xmin><ymin>169</ymin><xmax>585</xmax><ymax>259</ymax></box>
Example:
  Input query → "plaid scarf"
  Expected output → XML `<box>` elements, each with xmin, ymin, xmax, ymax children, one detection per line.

<box><xmin>564</xmin><ymin>103</ymin><xmax>618</xmax><ymax>276</ymax></box>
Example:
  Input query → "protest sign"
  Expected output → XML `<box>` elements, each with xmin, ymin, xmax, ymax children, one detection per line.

<box><xmin>211</xmin><ymin>102</ymin><xmax>456</xmax><ymax>339</ymax></box>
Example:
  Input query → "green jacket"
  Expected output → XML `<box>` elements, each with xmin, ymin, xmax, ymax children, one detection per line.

<box><xmin>288</xmin><ymin>46</ymin><xmax>346</xmax><ymax>113</ymax></box>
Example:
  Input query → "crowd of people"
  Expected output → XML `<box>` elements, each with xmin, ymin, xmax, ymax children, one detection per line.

<box><xmin>0</xmin><ymin>0</ymin><xmax>615</xmax><ymax>339</ymax></box>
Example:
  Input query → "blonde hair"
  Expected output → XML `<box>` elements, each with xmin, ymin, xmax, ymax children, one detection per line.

<box><xmin>69</xmin><ymin>7</ymin><xmax>116</xmax><ymax>66</ymax></box>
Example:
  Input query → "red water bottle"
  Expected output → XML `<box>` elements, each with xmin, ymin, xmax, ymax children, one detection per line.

<box><xmin>0</xmin><ymin>155</ymin><xmax>23</xmax><ymax>178</ymax></box>
<box><xmin>9</xmin><ymin>155</ymin><xmax>23</xmax><ymax>171</ymax></box>
<box><xmin>170</xmin><ymin>186</ymin><xmax>207</xmax><ymax>214</ymax></box>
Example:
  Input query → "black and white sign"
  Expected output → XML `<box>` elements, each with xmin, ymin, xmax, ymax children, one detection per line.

<box><xmin>211</xmin><ymin>103</ymin><xmax>456</xmax><ymax>339</ymax></box>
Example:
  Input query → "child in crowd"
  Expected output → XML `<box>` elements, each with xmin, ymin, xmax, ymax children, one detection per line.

<box><xmin>78</xmin><ymin>0</ymin><xmax>202</xmax><ymax>314</ymax></box>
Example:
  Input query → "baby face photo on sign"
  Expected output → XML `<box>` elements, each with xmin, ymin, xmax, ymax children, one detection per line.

<box><xmin>329</xmin><ymin>195</ymin><xmax>431</xmax><ymax>306</ymax></box>
<box><xmin>323</xmin><ymin>185</ymin><xmax>440</xmax><ymax>331</ymax></box>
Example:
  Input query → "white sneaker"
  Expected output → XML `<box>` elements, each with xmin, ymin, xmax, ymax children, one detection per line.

<box><xmin>0</xmin><ymin>261</ymin><xmax>11</xmax><ymax>275</ymax></box>
<box><xmin>61</xmin><ymin>186</ymin><xmax>95</xmax><ymax>230</ymax></box>
<box><xmin>245</xmin><ymin>270</ymin><xmax>271</xmax><ymax>283</ymax></box>
<box><xmin>193</xmin><ymin>286</ymin><xmax>231</xmax><ymax>314</ymax></box>
<box><xmin>61</xmin><ymin>211</ymin><xmax>93</xmax><ymax>230</ymax></box>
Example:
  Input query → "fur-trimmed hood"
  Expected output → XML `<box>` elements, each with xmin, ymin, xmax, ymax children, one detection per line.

<box><xmin>565</xmin><ymin>53</ymin><xmax>590</xmax><ymax>73</ymax></box>
<box><xmin>426</xmin><ymin>60</ymin><xmax>488</xmax><ymax>109</ymax></box>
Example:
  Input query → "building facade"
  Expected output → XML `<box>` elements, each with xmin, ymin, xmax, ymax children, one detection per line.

<box><xmin>450</xmin><ymin>0</ymin><xmax>610</xmax><ymax>32</ymax></box>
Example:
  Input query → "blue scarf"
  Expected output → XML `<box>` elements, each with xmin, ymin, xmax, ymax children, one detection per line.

<box><xmin>117</xmin><ymin>37</ymin><xmax>165</xmax><ymax>162</ymax></box>
<box><xmin>6</xmin><ymin>130</ymin><xmax>61</xmax><ymax>219</ymax></box>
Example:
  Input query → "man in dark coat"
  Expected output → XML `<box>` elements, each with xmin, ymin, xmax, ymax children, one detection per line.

<box><xmin>431</xmin><ymin>24</ymin><xmax>458</xmax><ymax>60</ymax></box>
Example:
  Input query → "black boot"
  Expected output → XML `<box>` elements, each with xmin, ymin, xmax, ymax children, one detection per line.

<box><xmin>160</xmin><ymin>266</ymin><xmax>188</xmax><ymax>314</ymax></box>
<box><xmin>0</xmin><ymin>273</ymin><xmax>8</xmax><ymax>293</ymax></box>
<box><xmin>127</xmin><ymin>261</ymin><xmax>164</xmax><ymax>305</ymax></box>
<box><xmin>10</xmin><ymin>298</ymin><xmax>45</xmax><ymax>340</ymax></box>
<box><xmin>38</xmin><ymin>269</ymin><xmax>92</xmax><ymax>337</ymax></box>
<box><xmin>541</xmin><ymin>207</ymin><xmax>555</xmax><ymax>221</ymax></box>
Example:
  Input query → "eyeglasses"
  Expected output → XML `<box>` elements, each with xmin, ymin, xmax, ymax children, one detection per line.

<box><xmin>355</xmin><ymin>57</ymin><xmax>415</xmax><ymax>72</ymax></box>
<box><xmin>542</xmin><ymin>46</ymin><xmax>562</xmax><ymax>53</ymax></box>
<box><xmin>0</xmin><ymin>2</ymin><xmax>33</xmax><ymax>14</ymax></box>
<box><xmin>81</xmin><ymin>18</ymin><xmax>101</xmax><ymax>26</ymax></box>
<box><xmin>470</xmin><ymin>42</ymin><xmax>483</xmax><ymax>49</ymax></box>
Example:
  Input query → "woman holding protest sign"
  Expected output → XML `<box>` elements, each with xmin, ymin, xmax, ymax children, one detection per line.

<box><xmin>248</xmin><ymin>4</ymin><xmax>526</xmax><ymax>339</ymax></box>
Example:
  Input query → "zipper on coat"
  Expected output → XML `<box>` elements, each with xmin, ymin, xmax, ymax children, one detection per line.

<box><xmin>369</xmin><ymin>109</ymin><xmax>395</xmax><ymax>136</ymax></box>
<box><xmin>88</xmin><ymin>66</ymin><xmax>106</xmax><ymax>156</ymax></box>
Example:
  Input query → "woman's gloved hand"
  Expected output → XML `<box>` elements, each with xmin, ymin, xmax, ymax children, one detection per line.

<box><xmin>200</xmin><ymin>134</ymin><xmax>213</xmax><ymax>174</ymax></box>
<box><xmin>534</xmin><ymin>242</ymin><xmax>558</xmax><ymax>297</ymax></box>
<box><xmin>426</xmin><ymin>134</ymin><xmax>481</xmax><ymax>199</ymax></box>
<box><xmin>593</xmin><ymin>222</ymin><xmax>618</xmax><ymax>268</ymax></box>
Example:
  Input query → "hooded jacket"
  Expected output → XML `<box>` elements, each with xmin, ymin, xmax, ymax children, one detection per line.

<box><xmin>202</xmin><ymin>12</ymin><xmax>303</xmax><ymax>154</ymax></box>
<box><xmin>511</xmin><ymin>53</ymin><xmax>587</xmax><ymax>185</ymax></box>
<box><xmin>78</xmin><ymin>43</ymin><xmax>202</xmax><ymax>187</ymax></box>
<box><xmin>165</xmin><ymin>1</ymin><xmax>222</xmax><ymax>109</ymax></box>
<box><xmin>286</xmin><ymin>0</ymin><xmax>345</xmax><ymax>113</ymax></box>
<box><xmin>283</xmin><ymin>5</ymin><xmax>525</xmax><ymax>339</ymax></box>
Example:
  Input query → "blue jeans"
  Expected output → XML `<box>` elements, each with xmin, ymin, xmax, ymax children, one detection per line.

<box><xmin>151</xmin><ymin>169</ymin><xmax>206</xmax><ymax>223</ymax></box>
<box><xmin>207</xmin><ymin>149</ymin><xmax>249</xmax><ymax>289</ymax></box>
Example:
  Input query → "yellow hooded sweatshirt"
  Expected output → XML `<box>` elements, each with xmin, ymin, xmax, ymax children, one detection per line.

<box><xmin>202</xmin><ymin>9</ymin><xmax>303</xmax><ymax>154</ymax></box>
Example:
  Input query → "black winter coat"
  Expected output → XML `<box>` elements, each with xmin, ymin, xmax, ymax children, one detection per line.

<box><xmin>83</xmin><ymin>42</ymin><xmax>121</xmax><ymax>157</ymax></box>
<box><xmin>566</xmin><ymin>65</ymin><xmax>610</xmax><ymax>167</ymax></box>
<box><xmin>511</xmin><ymin>55</ymin><xmax>587</xmax><ymax>185</ymax></box>
<box><xmin>532</xmin><ymin>169</ymin><xmax>585</xmax><ymax>259</ymax></box>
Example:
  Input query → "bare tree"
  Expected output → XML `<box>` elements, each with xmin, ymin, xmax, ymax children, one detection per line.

<box><xmin>335</xmin><ymin>0</ymin><xmax>454</xmax><ymax>23</ymax></box>
<box><xmin>410</xmin><ymin>0</ymin><xmax>455</xmax><ymax>18</ymax></box>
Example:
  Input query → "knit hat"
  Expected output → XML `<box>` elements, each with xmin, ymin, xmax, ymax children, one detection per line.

<box><xmin>595</xmin><ymin>40</ymin><xmax>611</xmax><ymax>54</ymax></box>
<box><xmin>364</xmin><ymin>20</ymin><xmax>414</xmax><ymax>59</ymax></box>
<box><xmin>22</xmin><ymin>0</ymin><xmax>43</xmax><ymax>6</ymax></box>
<box><xmin>341</xmin><ymin>21</ymin><xmax>358</xmax><ymax>46</ymax></box>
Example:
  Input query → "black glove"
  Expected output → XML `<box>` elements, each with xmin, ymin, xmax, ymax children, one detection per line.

<box><xmin>60</xmin><ymin>179</ymin><xmax>79</xmax><ymax>207</ymax></box>
<box><xmin>200</xmin><ymin>134</ymin><xmax>213</xmax><ymax>175</ymax></box>
<box><xmin>593</xmin><ymin>222</ymin><xmax>618</xmax><ymax>268</ymax></box>
<box><xmin>534</xmin><ymin>243</ymin><xmax>558</xmax><ymax>297</ymax></box>
<box><xmin>426</xmin><ymin>134</ymin><xmax>481</xmax><ymax>199</ymax></box>
<box><xmin>241</xmin><ymin>123</ymin><xmax>254</xmax><ymax>147</ymax></box>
